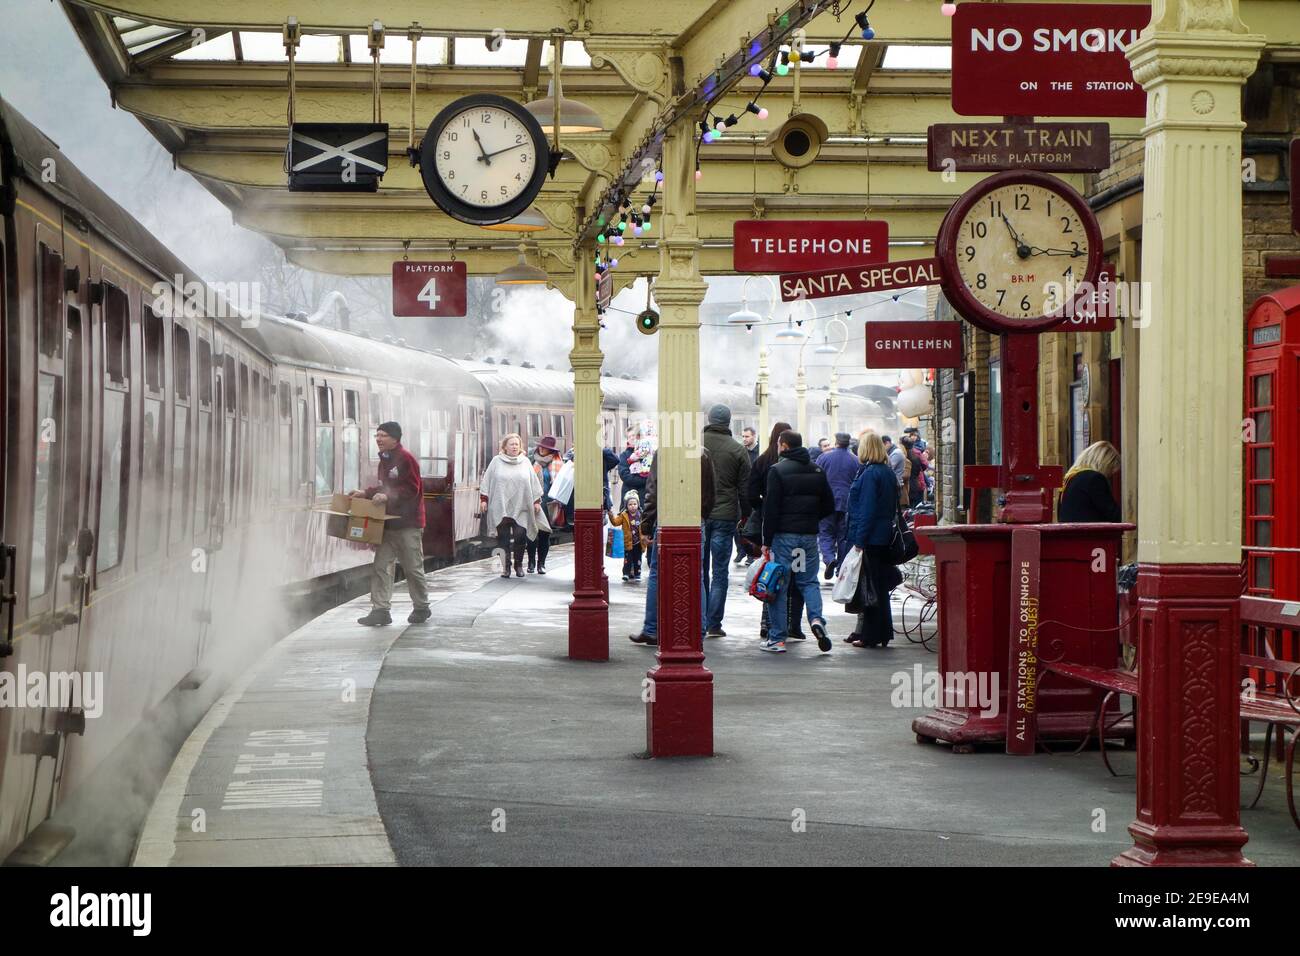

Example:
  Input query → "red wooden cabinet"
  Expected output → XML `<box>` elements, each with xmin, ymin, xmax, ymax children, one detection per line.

<box><xmin>1244</xmin><ymin>287</ymin><xmax>1300</xmax><ymax>600</ymax></box>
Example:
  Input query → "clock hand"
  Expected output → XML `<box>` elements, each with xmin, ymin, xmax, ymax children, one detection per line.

<box><xmin>478</xmin><ymin>141</ymin><xmax>529</xmax><ymax>161</ymax></box>
<box><xmin>1000</xmin><ymin>214</ymin><xmax>1032</xmax><ymax>259</ymax></box>
<box><xmin>471</xmin><ymin>129</ymin><xmax>492</xmax><ymax>166</ymax></box>
<box><xmin>1027</xmin><ymin>244</ymin><xmax>1086</xmax><ymax>257</ymax></box>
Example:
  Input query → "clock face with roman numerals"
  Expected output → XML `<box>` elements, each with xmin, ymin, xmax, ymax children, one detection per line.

<box><xmin>937</xmin><ymin>171</ymin><xmax>1102</xmax><ymax>334</ymax></box>
<box><xmin>418</xmin><ymin>93</ymin><xmax>550</xmax><ymax>226</ymax></box>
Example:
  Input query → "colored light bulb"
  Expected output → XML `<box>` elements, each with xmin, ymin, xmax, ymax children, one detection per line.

<box><xmin>655</xmin><ymin>170</ymin><xmax>664</xmax><ymax>183</ymax></box>
<box><xmin>757</xmin><ymin>107</ymin><xmax>769</xmax><ymax>120</ymax></box>
<box><xmin>694</xmin><ymin>169</ymin><xmax>702</xmax><ymax>181</ymax></box>
<box><xmin>610</xmin><ymin>258</ymin><xmax>619</xmax><ymax>268</ymax></box>
<box><xmin>642</xmin><ymin>203</ymin><xmax>651</xmax><ymax>214</ymax></box>
<box><xmin>633</xmin><ymin>225</ymin><xmax>643</xmax><ymax>237</ymax></box>
<box><xmin>596</xmin><ymin>233</ymin><xmax>606</xmax><ymax>243</ymax></box>
<box><xmin>776</xmin><ymin>62</ymin><xmax>789</xmax><ymax>76</ymax></box>
<box><xmin>941</xmin><ymin>2</ymin><xmax>956</xmax><ymax>14</ymax></box>
<box><xmin>702</xmin><ymin>129</ymin><xmax>714</xmax><ymax>144</ymax></box>
<box><xmin>862</xmin><ymin>26</ymin><xmax>875</xmax><ymax>39</ymax></box>
<box><xmin>826</xmin><ymin>55</ymin><xmax>838</xmax><ymax>69</ymax></box>
<box><xmin>749</xmin><ymin>62</ymin><xmax>763</xmax><ymax>77</ymax></box>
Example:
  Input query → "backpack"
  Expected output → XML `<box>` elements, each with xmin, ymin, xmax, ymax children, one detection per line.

<box><xmin>747</xmin><ymin>555</ymin><xmax>786</xmax><ymax>603</ymax></box>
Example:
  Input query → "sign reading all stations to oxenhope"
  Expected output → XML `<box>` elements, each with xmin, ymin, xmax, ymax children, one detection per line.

<box><xmin>865</xmin><ymin>320</ymin><xmax>963</xmax><ymax>369</ymax></box>
<box><xmin>780</xmin><ymin>257</ymin><xmax>942</xmax><ymax>302</ymax></box>
<box><xmin>951</xmin><ymin>3</ymin><xmax>1150</xmax><ymax>118</ymax></box>
<box><xmin>733</xmin><ymin>220</ymin><xmax>889</xmax><ymax>273</ymax></box>
<box><xmin>927</xmin><ymin>122</ymin><xmax>1110</xmax><ymax>173</ymax></box>
<box><xmin>392</xmin><ymin>261</ymin><xmax>467</xmax><ymax>317</ymax></box>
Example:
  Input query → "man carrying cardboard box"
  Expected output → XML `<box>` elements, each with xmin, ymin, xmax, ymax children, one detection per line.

<box><xmin>351</xmin><ymin>422</ymin><xmax>431</xmax><ymax>626</ymax></box>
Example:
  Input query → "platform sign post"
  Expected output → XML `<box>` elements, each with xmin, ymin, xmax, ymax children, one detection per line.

<box><xmin>1006</xmin><ymin>528</ymin><xmax>1041</xmax><ymax>755</ymax></box>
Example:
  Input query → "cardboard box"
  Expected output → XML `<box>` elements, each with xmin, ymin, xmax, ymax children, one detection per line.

<box><xmin>315</xmin><ymin>494</ymin><xmax>395</xmax><ymax>545</ymax></box>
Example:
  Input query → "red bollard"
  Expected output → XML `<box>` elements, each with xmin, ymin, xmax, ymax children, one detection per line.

<box><xmin>646</xmin><ymin>525</ymin><xmax>713</xmax><ymax>756</ymax></box>
<box><xmin>1113</xmin><ymin>563</ymin><xmax>1251</xmax><ymax>867</ymax></box>
<box><xmin>568</xmin><ymin>507</ymin><xmax>609</xmax><ymax>661</ymax></box>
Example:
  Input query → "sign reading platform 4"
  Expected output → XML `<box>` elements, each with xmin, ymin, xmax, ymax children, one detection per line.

<box><xmin>392</xmin><ymin>261</ymin><xmax>467</xmax><ymax>317</ymax></box>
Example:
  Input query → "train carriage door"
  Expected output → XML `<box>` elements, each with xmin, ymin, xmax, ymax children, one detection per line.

<box><xmin>1245</xmin><ymin>289</ymin><xmax>1300</xmax><ymax>600</ymax></box>
<box><xmin>57</xmin><ymin>217</ymin><xmax>92</xmax><ymax>638</ymax></box>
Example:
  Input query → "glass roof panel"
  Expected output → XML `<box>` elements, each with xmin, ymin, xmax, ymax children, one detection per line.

<box><xmin>297</xmin><ymin>34</ymin><xmax>346</xmax><ymax>62</ymax></box>
<box><xmin>349</xmin><ymin>35</ymin><xmax>448</xmax><ymax>64</ymax></box>
<box><xmin>239</xmin><ymin>31</ymin><xmax>289</xmax><ymax>61</ymax></box>
<box><xmin>453</xmin><ymin>36</ymin><xmax>531</xmax><ymax>67</ymax></box>
<box><xmin>174</xmin><ymin>32</ymin><xmax>238</xmax><ymax>61</ymax></box>
<box><xmin>881</xmin><ymin>45</ymin><xmax>951</xmax><ymax>69</ymax></box>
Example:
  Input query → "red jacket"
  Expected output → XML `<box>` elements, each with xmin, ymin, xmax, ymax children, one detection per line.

<box><xmin>365</xmin><ymin>443</ymin><xmax>425</xmax><ymax>529</ymax></box>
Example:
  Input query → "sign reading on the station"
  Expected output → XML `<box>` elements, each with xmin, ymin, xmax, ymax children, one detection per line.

<box><xmin>1006</xmin><ymin>528</ymin><xmax>1041</xmax><ymax>756</ymax></box>
<box><xmin>927</xmin><ymin>122</ymin><xmax>1110</xmax><ymax>173</ymax></box>
<box><xmin>951</xmin><ymin>3</ymin><xmax>1148</xmax><ymax>118</ymax></box>
<box><xmin>734</xmin><ymin>220</ymin><xmax>889</xmax><ymax>273</ymax></box>
<box><xmin>864</xmin><ymin>320</ymin><xmax>962</xmax><ymax>369</ymax></box>
<box><xmin>288</xmin><ymin>123</ymin><xmax>389</xmax><ymax>192</ymax></box>
<box><xmin>781</xmin><ymin>257</ymin><xmax>942</xmax><ymax>302</ymax></box>
<box><xmin>392</xmin><ymin>261</ymin><xmax>467</xmax><ymax>317</ymax></box>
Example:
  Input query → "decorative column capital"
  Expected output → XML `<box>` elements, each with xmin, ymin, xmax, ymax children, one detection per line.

<box><xmin>1126</xmin><ymin>29</ymin><xmax>1264</xmax><ymax>133</ymax></box>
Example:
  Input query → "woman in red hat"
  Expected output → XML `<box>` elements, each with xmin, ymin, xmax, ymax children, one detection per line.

<box><xmin>527</xmin><ymin>435</ymin><xmax>564</xmax><ymax>574</ymax></box>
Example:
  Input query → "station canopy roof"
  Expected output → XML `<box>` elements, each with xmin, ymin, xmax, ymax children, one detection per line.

<box><xmin>60</xmin><ymin>1</ymin><xmax>1300</xmax><ymax>284</ymax></box>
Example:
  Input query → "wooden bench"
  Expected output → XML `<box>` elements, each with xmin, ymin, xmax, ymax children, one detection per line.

<box><xmin>1040</xmin><ymin>591</ymin><xmax>1300</xmax><ymax>824</ymax></box>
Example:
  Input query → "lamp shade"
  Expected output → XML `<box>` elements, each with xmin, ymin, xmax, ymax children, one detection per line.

<box><xmin>728</xmin><ymin>306</ymin><xmax>762</xmax><ymax>326</ymax></box>
<box><xmin>480</xmin><ymin>206</ymin><xmax>549</xmax><ymax>232</ymax></box>
<box><xmin>525</xmin><ymin>80</ymin><xmax>604</xmax><ymax>134</ymax></box>
<box><xmin>495</xmin><ymin>248</ymin><xmax>548</xmax><ymax>285</ymax></box>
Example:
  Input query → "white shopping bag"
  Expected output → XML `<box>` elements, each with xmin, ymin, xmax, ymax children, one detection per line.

<box><xmin>831</xmin><ymin>547</ymin><xmax>863</xmax><ymax>604</ymax></box>
<box><xmin>549</xmin><ymin>460</ymin><xmax>575</xmax><ymax>505</ymax></box>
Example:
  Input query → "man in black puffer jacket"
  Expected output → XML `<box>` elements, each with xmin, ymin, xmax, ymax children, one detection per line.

<box><xmin>761</xmin><ymin>430</ymin><xmax>835</xmax><ymax>654</ymax></box>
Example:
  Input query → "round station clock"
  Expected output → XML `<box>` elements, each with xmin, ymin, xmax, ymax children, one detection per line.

<box><xmin>418</xmin><ymin>93</ymin><xmax>550</xmax><ymax>226</ymax></box>
<box><xmin>936</xmin><ymin>170</ymin><xmax>1102</xmax><ymax>334</ymax></box>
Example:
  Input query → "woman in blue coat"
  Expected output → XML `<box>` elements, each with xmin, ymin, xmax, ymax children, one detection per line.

<box><xmin>844</xmin><ymin>430</ymin><xmax>902</xmax><ymax>647</ymax></box>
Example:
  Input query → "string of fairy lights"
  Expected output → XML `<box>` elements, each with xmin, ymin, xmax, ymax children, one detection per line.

<box><xmin>593</xmin><ymin>0</ymin><xmax>959</xmax><ymax>315</ymax></box>
<box><xmin>601</xmin><ymin>286</ymin><xmax>926</xmax><ymax>333</ymax></box>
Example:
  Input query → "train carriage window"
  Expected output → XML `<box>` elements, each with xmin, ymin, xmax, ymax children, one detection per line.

<box><xmin>277</xmin><ymin>382</ymin><xmax>292</xmax><ymax>497</ymax></box>
<box><xmin>315</xmin><ymin>385</ymin><xmax>334</xmax><ymax>495</ymax></box>
<box><xmin>344</xmin><ymin>389</ymin><xmax>359</xmax><ymax>424</ymax></box>
<box><xmin>527</xmin><ymin>413</ymin><xmax>543</xmax><ymax>444</ymax></box>
<box><xmin>58</xmin><ymin>308</ymin><xmax>85</xmax><ymax>571</ymax></box>
<box><xmin>171</xmin><ymin>358</ymin><xmax>190</xmax><ymax>549</ymax></box>
<box><xmin>297</xmin><ymin>398</ymin><xmax>309</xmax><ymax>490</ymax></box>
<box><xmin>30</xmin><ymin>372</ymin><xmax>62</xmax><ymax>598</ymax></box>
<box><xmin>97</xmin><ymin>286</ymin><xmax>132</xmax><ymax>572</ymax></box>
<box><xmin>195</xmin><ymin>337</ymin><xmax>213</xmax><ymax>534</ymax></box>
<box><xmin>143</xmin><ymin>306</ymin><xmax>163</xmax><ymax>394</ymax></box>
<box><xmin>38</xmin><ymin>244</ymin><xmax>63</xmax><ymax>359</ymax></box>
<box><xmin>369</xmin><ymin>391</ymin><xmax>383</xmax><ymax>426</ymax></box>
<box><xmin>138</xmin><ymin>307</ymin><xmax>167</xmax><ymax>557</ymax></box>
<box><xmin>391</xmin><ymin>392</ymin><xmax>403</xmax><ymax>425</ymax></box>
<box><xmin>551</xmin><ymin>414</ymin><xmax>566</xmax><ymax>442</ymax></box>
<box><xmin>343</xmin><ymin>424</ymin><xmax>360</xmax><ymax>494</ymax></box>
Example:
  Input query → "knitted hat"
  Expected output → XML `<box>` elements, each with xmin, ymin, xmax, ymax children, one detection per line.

<box><xmin>377</xmin><ymin>421</ymin><xmax>402</xmax><ymax>441</ymax></box>
<box><xmin>707</xmin><ymin>404</ymin><xmax>731</xmax><ymax>426</ymax></box>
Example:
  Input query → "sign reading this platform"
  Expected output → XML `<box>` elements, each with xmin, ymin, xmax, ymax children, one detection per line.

<box><xmin>951</xmin><ymin>3</ymin><xmax>1148</xmax><ymax>118</ymax></box>
<box><xmin>865</xmin><ymin>320</ymin><xmax>962</xmax><ymax>369</ymax></box>
<box><xmin>927</xmin><ymin>122</ymin><xmax>1110</xmax><ymax>173</ymax></box>
<box><xmin>392</xmin><ymin>261</ymin><xmax>467</xmax><ymax>317</ymax></box>
<box><xmin>734</xmin><ymin>220</ymin><xmax>889</xmax><ymax>273</ymax></box>
<box><xmin>781</xmin><ymin>257</ymin><xmax>941</xmax><ymax>302</ymax></box>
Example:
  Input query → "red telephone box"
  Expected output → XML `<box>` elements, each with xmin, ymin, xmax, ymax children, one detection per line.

<box><xmin>1244</xmin><ymin>287</ymin><xmax>1300</xmax><ymax>600</ymax></box>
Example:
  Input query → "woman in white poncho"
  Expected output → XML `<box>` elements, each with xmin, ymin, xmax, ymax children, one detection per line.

<box><xmin>480</xmin><ymin>433</ymin><xmax>547</xmax><ymax>578</ymax></box>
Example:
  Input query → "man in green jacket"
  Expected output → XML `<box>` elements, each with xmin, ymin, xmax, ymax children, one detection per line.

<box><xmin>699</xmin><ymin>404</ymin><xmax>751</xmax><ymax>638</ymax></box>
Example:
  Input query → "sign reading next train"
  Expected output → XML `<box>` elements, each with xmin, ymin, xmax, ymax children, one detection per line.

<box><xmin>865</xmin><ymin>321</ymin><xmax>963</xmax><ymax>369</ymax></box>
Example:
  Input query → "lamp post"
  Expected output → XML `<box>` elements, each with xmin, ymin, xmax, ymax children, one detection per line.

<box><xmin>755</xmin><ymin>346</ymin><xmax>770</xmax><ymax>442</ymax></box>
<box><xmin>814</xmin><ymin>316</ymin><xmax>849</xmax><ymax>436</ymax></box>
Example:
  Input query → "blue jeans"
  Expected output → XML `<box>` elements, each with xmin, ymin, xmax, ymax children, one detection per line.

<box><xmin>643</xmin><ymin>537</ymin><xmax>708</xmax><ymax>638</ymax></box>
<box><xmin>701</xmin><ymin>519</ymin><xmax>735</xmax><ymax>632</ymax></box>
<box><xmin>769</xmin><ymin>533</ymin><xmax>824</xmax><ymax>642</ymax></box>
<box><xmin>643</xmin><ymin>542</ymin><xmax>658</xmax><ymax>637</ymax></box>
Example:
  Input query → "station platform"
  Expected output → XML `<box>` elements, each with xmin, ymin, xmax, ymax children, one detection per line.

<box><xmin>135</xmin><ymin>547</ymin><xmax>1300</xmax><ymax>867</ymax></box>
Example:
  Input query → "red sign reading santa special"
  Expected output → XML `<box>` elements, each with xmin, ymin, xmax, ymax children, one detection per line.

<box><xmin>865</xmin><ymin>320</ymin><xmax>963</xmax><ymax>369</ymax></box>
<box><xmin>951</xmin><ymin>3</ymin><xmax>1150</xmax><ymax>118</ymax></box>
<box><xmin>733</xmin><ymin>220</ymin><xmax>888</xmax><ymax>272</ymax></box>
<box><xmin>780</xmin><ymin>257</ymin><xmax>941</xmax><ymax>302</ymax></box>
